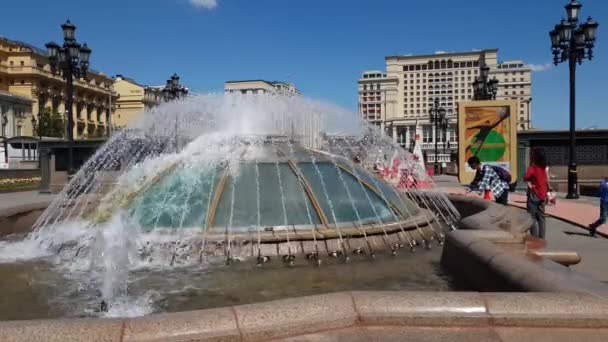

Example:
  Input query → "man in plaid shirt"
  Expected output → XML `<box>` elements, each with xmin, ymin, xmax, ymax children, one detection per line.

<box><xmin>467</xmin><ymin>156</ymin><xmax>509</xmax><ymax>205</ymax></box>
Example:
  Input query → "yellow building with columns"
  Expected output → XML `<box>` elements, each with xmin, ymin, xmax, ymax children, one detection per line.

<box><xmin>112</xmin><ymin>75</ymin><xmax>164</xmax><ymax>127</ymax></box>
<box><xmin>0</xmin><ymin>36</ymin><xmax>116</xmax><ymax>138</ymax></box>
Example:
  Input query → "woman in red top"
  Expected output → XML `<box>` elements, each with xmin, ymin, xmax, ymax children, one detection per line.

<box><xmin>524</xmin><ymin>149</ymin><xmax>548</xmax><ymax>238</ymax></box>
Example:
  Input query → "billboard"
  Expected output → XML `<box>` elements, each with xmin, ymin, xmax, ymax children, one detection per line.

<box><xmin>458</xmin><ymin>100</ymin><xmax>518</xmax><ymax>185</ymax></box>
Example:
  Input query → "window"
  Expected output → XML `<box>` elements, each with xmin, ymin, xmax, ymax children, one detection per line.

<box><xmin>9</xmin><ymin>61</ymin><xmax>14</xmax><ymax>66</ymax></box>
<box><xmin>466</xmin><ymin>61</ymin><xmax>473</xmax><ymax>67</ymax></box>
<box><xmin>520</xmin><ymin>110</ymin><xmax>524</xmax><ymax>115</ymax></box>
<box><xmin>16</xmin><ymin>124</ymin><xmax>23</xmax><ymax>136</ymax></box>
<box><xmin>467</xmin><ymin>70</ymin><xmax>471</xmax><ymax>75</ymax></box>
<box><xmin>363</xmin><ymin>85</ymin><xmax>367</xmax><ymax>90</ymax></box>
<box><xmin>520</xmin><ymin>78</ymin><xmax>524</xmax><ymax>81</ymax></box>
<box><xmin>422</xmin><ymin>126</ymin><xmax>432</xmax><ymax>143</ymax></box>
<box><xmin>449</xmin><ymin>126</ymin><xmax>458</xmax><ymax>142</ymax></box>
<box><xmin>20</xmin><ymin>61</ymin><xmax>25</xmax><ymax>66</ymax></box>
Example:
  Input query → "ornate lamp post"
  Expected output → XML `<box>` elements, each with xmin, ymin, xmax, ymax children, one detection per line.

<box><xmin>45</xmin><ymin>19</ymin><xmax>92</xmax><ymax>174</ymax></box>
<box><xmin>472</xmin><ymin>64</ymin><xmax>499</xmax><ymax>100</ymax></box>
<box><xmin>1</xmin><ymin>113</ymin><xmax>7</xmax><ymax>137</ymax></box>
<box><xmin>31</xmin><ymin>115</ymin><xmax>39</xmax><ymax>139</ymax></box>
<box><xmin>162</xmin><ymin>73</ymin><xmax>189</xmax><ymax>101</ymax></box>
<box><xmin>162</xmin><ymin>73</ymin><xmax>188</xmax><ymax>151</ymax></box>
<box><xmin>549</xmin><ymin>0</ymin><xmax>599</xmax><ymax>199</ymax></box>
<box><xmin>429</xmin><ymin>98</ymin><xmax>448</xmax><ymax>174</ymax></box>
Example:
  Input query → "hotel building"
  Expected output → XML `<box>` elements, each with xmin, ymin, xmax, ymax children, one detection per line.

<box><xmin>358</xmin><ymin>49</ymin><xmax>532</xmax><ymax>166</ymax></box>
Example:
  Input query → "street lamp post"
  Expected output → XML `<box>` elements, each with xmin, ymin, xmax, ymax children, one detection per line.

<box><xmin>162</xmin><ymin>73</ymin><xmax>189</xmax><ymax>152</ymax></box>
<box><xmin>472</xmin><ymin>63</ymin><xmax>499</xmax><ymax>101</ymax></box>
<box><xmin>1</xmin><ymin>113</ymin><xmax>7</xmax><ymax>137</ymax></box>
<box><xmin>429</xmin><ymin>98</ymin><xmax>448</xmax><ymax>174</ymax></box>
<box><xmin>550</xmin><ymin>0</ymin><xmax>599</xmax><ymax>199</ymax></box>
<box><xmin>45</xmin><ymin>19</ymin><xmax>92</xmax><ymax>174</ymax></box>
<box><xmin>162</xmin><ymin>73</ymin><xmax>189</xmax><ymax>102</ymax></box>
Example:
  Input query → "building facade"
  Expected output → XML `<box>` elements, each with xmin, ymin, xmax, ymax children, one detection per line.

<box><xmin>225</xmin><ymin>80</ymin><xmax>301</xmax><ymax>96</ymax></box>
<box><xmin>359</xmin><ymin>49</ymin><xmax>532</xmax><ymax>166</ymax></box>
<box><xmin>0</xmin><ymin>36</ymin><xmax>116</xmax><ymax>139</ymax></box>
<box><xmin>112</xmin><ymin>75</ymin><xmax>164</xmax><ymax>127</ymax></box>
<box><xmin>0</xmin><ymin>90</ymin><xmax>32</xmax><ymax>138</ymax></box>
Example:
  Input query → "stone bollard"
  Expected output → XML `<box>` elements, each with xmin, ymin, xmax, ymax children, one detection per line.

<box><xmin>38</xmin><ymin>148</ymin><xmax>52</xmax><ymax>194</ymax></box>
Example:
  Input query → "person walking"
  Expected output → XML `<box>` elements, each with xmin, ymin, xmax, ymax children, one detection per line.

<box><xmin>467</xmin><ymin>156</ymin><xmax>509</xmax><ymax>205</ymax></box>
<box><xmin>589</xmin><ymin>177</ymin><xmax>608</xmax><ymax>237</ymax></box>
<box><xmin>524</xmin><ymin>149</ymin><xmax>548</xmax><ymax>239</ymax></box>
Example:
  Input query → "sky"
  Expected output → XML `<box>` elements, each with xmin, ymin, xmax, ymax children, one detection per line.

<box><xmin>1</xmin><ymin>0</ymin><xmax>607</xmax><ymax>130</ymax></box>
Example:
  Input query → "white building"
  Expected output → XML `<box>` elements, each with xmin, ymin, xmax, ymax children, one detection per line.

<box><xmin>358</xmin><ymin>49</ymin><xmax>532</xmax><ymax>167</ymax></box>
<box><xmin>225</xmin><ymin>80</ymin><xmax>301</xmax><ymax>96</ymax></box>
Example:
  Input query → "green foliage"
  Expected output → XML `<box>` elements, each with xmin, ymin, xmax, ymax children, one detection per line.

<box><xmin>35</xmin><ymin>107</ymin><xmax>65</xmax><ymax>138</ymax></box>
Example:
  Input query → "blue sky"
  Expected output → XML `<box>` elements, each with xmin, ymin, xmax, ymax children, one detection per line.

<box><xmin>1</xmin><ymin>0</ymin><xmax>607</xmax><ymax>129</ymax></box>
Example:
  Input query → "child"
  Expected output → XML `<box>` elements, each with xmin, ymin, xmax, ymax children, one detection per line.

<box><xmin>589</xmin><ymin>177</ymin><xmax>608</xmax><ymax>237</ymax></box>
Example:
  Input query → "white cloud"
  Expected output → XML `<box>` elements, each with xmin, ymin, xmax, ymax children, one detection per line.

<box><xmin>188</xmin><ymin>0</ymin><xmax>218</xmax><ymax>10</ymax></box>
<box><xmin>527</xmin><ymin>63</ymin><xmax>553</xmax><ymax>72</ymax></box>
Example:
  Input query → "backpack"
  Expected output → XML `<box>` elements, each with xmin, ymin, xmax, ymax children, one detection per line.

<box><xmin>491</xmin><ymin>165</ymin><xmax>511</xmax><ymax>184</ymax></box>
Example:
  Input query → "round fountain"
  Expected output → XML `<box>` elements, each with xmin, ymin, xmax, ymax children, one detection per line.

<box><xmin>0</xmin><ymin>93</ymin><xmax>459</xmax><ymax>320</ymax></box>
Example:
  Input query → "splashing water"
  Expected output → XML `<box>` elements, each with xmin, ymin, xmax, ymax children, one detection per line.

<box><xmin>0</xmin><ymin>92</ymin><xmax>459</xmax><ymax>318</ymax></box>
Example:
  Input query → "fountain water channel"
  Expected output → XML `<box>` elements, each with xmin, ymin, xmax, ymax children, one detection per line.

<box><xmin>0</xmin><ymin>93</ymin><xmax>459</xmax><ymax>319</ymax></box>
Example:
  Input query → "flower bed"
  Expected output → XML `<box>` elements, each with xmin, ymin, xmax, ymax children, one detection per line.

<box><xmin>0</xmin><ymin>177</ymin><xmax>41</xmax><ymax>190</ymax></box>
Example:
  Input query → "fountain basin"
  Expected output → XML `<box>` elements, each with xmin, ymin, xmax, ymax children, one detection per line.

<box><xmin>2</xmin><ymin>291</ymin><xmax>608</xmax><ymax>341</ymax></box>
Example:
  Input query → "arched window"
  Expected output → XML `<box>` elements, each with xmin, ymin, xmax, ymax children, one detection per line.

<box><xmin>440</xmin><ymin>60</ymin><xmax>447</xmax><ymax>69</ymax></box>
<box><xmin>447</xmin><ymin>60</ymin><xmax>453</xmax><ymax>68</ymax></box>
<box><xmin>434</xmin><ymin>61</ymin><xmax>440</xmax><ymax>69</ymax></box>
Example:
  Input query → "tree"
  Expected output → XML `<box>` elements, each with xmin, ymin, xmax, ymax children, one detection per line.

<box><xmin>35</xmin><ymin>107</ymin><xmax>65</xmax><ymax>138</ymax></box>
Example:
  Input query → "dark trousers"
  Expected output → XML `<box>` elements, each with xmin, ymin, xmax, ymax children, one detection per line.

<box><xmin>495</xmin><ymin>189</ymin><xmax>509</xmax><ymax>205</ymax></box>
<box><xmin>527</xmin><ymin>193</ymin><xmax>546</xmax><ymax>239</ymax></box>
<box><xmin>590</xmin><ymin>204</ymin><xmax>607</xmax><ymax>235</ymax></box>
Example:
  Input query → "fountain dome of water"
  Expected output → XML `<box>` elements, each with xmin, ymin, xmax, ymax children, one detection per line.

<box><xmin>0</xmin><ymin>93</ymin><xmax>459</xmax><ymax>318</ymax></box>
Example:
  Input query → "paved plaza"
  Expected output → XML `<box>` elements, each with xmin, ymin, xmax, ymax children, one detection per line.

<box><xmin>436</xmin><ymin>175</ymin><xmax>608</xmax><ymax>283</ymax></box>
<box><xmin>0</xmin><ymin>191</ymin><xmax>55</xmax><ymax>213</ymax></box>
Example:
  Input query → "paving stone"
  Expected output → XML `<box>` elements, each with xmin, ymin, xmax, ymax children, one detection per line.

<box><xmin>351</xmin><ymin>291</ymin><xmax>489</xmax><ymax>326</ymax></box>
<box><xmin>234</xmin><ymin>292</ymin><xmax>357</xmax><ymax>342</ymax></box>
<box><xmin>0</xmin><ymin>318</ymin><xmax>123</xmax><ymax>342</ymax></box>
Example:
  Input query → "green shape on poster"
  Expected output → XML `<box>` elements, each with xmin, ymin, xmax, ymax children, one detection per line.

<box><xmin>471</xmin><ymin>130</ymin><xmax>506</xmax><ymax>162</ymax></box>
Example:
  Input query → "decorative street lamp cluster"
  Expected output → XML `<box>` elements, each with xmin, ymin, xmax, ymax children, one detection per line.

<box><xmin>45</xmin><ymin>19</ymin><xmax>92</xmax><ymax>174</ymax></box>
<box><xmin>163</xmin><ymin>73</ymin><xmax>189</xmax><ymax>101</ymax></box>
<box><xmin>472</xmin><ymin>63</ymin><xmax>499</xmax><ymax>101</ymax></box>
<box><xmin>429</xmin><ymin>98</ymin><xmax>448</xmax><ymax>174</ymax></box>
<box><xmin>549</xmin><ymin>0</ymin><xmax>599</xmax><ymax>199</ymax></box>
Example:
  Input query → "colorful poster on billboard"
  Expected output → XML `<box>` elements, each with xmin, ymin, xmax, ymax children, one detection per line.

<box><xmin>458</xmin><ymin>100</ymin><xmax>517</xmax><ymax>185</ymax></box>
